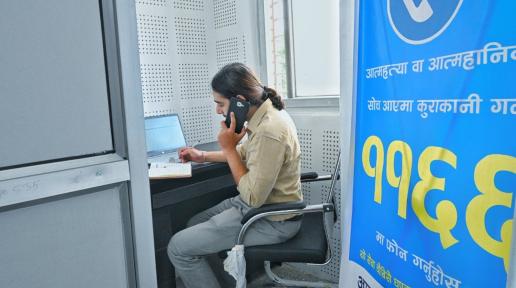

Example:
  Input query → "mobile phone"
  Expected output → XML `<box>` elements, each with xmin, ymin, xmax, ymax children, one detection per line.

<box><xmin>225</xmin><ymin>97</ymin><xmax>249</xmax><ymax>133</ymax></box>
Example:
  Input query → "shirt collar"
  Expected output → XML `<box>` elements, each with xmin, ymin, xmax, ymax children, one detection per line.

<box><xmin>246</xmin><ymin>99</ymin><xmax>273</xmax><ymax>134</ymax></box>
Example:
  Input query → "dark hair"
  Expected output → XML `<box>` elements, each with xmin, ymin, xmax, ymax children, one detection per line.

<box><xmin>211</xmin><ymin>62</ymin><xmax>284</xmax><ymax>110</ymax></box>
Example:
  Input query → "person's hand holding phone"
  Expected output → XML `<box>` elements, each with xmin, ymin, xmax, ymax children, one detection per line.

<box><xmin>225</xmin><ymin>97</ymin><xmax>249</xmax><ymax>133</ymax></box>
<box><xmin>179</xmin><ymin>147</ymin><xmax>204</xmax><ymax>163</ymax></box>
<box><xmin>218</xmin><ymin>112</ymin><xmax>246</xmax><ymax>151</ymax></box>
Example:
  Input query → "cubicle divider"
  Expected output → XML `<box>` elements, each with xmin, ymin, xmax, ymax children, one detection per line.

<box><xmin>0</xmin><ymin>0</ymin><xmax>157</xmax><ymax>287</ymax></box>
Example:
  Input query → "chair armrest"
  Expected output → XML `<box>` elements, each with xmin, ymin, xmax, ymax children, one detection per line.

<box><xmin>241</xmin><ymin>201</ymin><xmax>306</xmax><ymax>224</ymax></box>
<box><xmin>301</xmin><ymin>174</ymin><xmax>333</xmax><ymax>183</ymax></box>
<box><xmin>300</xmin><ymin>172</ymin><xmax>318</xmax><ymax>181</ymax></box>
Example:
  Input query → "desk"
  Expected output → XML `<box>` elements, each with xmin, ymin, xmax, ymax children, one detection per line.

<box><xmin>151</xmin><ymin>161</ymin><xmax>238</xmax><ymax>288</ymax></box>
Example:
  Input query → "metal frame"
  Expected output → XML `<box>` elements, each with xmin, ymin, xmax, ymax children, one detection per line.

<box><xmin>508</xmin><ymin>207</ymin><xmax>516</xmax><ymax>287</ymax></box>
<box><xmin>283</xmin><ymin>0</ymin><xmax>296</xmax><ymax>99</ymax></box>
<box><xmin>113</xmin><ymin>0</ymin><xmax>158</xmax><ymax>286</ymax></box>
<box><xmin>258</xmin><ymin>0</ymin><xmax>343</xmax><ymax>101</ymax></box>
<box><xmin>0</xmin><ymin>2</ymin><xmax>125</xmax><ymax>208</ymax></box>
<box><xmin>0</xmin><ymin>0</ymin><xmax>117</xmax><ymax>171</ymax></box>
<box><xmin>256</xmin><ymin>0</ymin><xmax>296</xmax><ymax>98</ymax></box>
<box><xmin>283</xmin><ymin>97</ymin><xmax>340</xmax><ymax>109</ymax></box>
<box><xmin>0</xmin><ymin>154</ymin><xmax>123</xmax><ymax>182</ymax></box>
<box><xmin>256</xmin><ymin>0</ymin><xmax>268</xmax><ymax>84</ymax></box>
<box><xmin>101</xmin><ymin>0</ymin><xmax>126</xmax><ymax>159</ymax></box>
<box><xmin>0</xmin><ymin>160</ymin><xmax>129</xmax><ymax>209</ymax></box>
<box><xmin>338</xmin><ymin>0</ymin><xmax>360</xmax><ymax>283</ymax></box>
<box><xmin>0</xmin><ymin>0</ymin><xmax>157</xmax><ymax>286</ymax></box>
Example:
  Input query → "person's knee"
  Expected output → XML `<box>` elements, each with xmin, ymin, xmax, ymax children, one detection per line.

<box><xmin>168</xmin><ymin>226</ymin><xmax>205</xmax><ymax>258</ymax></box>
<box><xmin>167</xmin><ymin>232</ymin><xmax>188</xmax><ymax>262</ymax></box>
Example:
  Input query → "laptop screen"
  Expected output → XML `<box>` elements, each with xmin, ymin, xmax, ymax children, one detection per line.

<box><xmin>145</xmin><ymin>114</ymin><xmax>187</xmax><ymax>157</ymax></box>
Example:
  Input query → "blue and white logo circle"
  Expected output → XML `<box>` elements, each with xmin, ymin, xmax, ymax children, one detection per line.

<box><xmin>388</xmin><ymin>0</ymin><xmax>463</xmax><ymax>45</ymax></box>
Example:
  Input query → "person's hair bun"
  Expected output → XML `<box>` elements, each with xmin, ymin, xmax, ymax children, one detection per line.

<box><xmin>263</xmin><ymin>86</ymin><xmax>284</xmax><ymax>110</ymax></box>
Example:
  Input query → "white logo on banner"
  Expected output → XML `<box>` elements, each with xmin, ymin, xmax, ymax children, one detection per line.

<box><xmin>402</xmin><ymin>0</ymin><xmax>433</xmax><ymax>23</ymax></box>
<box><xmin>388</xmin><ymin>0</ymin><xmax>463</xmax><ymax>45</ymax></box>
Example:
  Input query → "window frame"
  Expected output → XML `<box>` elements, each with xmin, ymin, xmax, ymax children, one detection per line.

<box><xmin>258</xmin><ymin>0</ymin><xmax>340</xmax><ymax>100</ymax></box>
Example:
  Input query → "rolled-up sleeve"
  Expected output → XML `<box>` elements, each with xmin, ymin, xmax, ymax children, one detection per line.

<box><xmin>237</xmin><ymin>134</ymin><xmax>286</xmax><ymax>207</ymax></box>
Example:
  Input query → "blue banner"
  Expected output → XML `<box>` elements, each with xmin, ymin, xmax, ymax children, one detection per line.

<box><xmin>349</xmin><ymin>1</ymin><xmax>516</xmax><ymax>287</ymax></box>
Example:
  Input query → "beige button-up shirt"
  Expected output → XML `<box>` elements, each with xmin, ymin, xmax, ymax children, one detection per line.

<box><xmin>236</xmin><ymin>99</ymin><xmax>302</xmax><ymax>221</ymax></box>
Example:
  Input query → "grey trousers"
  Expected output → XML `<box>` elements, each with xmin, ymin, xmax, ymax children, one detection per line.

<box><xmin>167</xmin><ymin>195</ymin><xmax>301</xmax><ymax>288</ymax></box>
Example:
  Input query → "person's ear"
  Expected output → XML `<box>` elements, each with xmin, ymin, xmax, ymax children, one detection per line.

<box><xmin>236</xmin><ymin>95</ymin><xmax>246</xmax><ymax>101</ymax></box>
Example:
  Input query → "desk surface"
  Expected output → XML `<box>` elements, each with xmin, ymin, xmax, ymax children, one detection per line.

<box><xmin>150</xmin><ymin>161</ymin><xmax>233</xmax><ymax>208</ymax></box>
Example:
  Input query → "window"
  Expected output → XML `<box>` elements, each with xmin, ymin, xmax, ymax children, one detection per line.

<box><xmin>263</xmin><ymin>0</ymin><xmax>340</xmax><ymax>98</ymax></box>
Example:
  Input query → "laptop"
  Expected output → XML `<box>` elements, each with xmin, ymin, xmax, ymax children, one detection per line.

<box><xmin>145</xmin><ymin>113</ymin><xmax>187</xmax><ymax>163</ymax></box>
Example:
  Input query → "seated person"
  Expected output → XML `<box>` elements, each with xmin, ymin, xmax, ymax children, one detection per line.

<box><xmin>167</xmin><ymin>62</ymin><xmax>303</xmax><ymax>288</ymax></box>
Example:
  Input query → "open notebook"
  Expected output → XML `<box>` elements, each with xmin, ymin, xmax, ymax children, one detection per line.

<box><xmin>145</xmin><ymin>114</ymin><xmax>192</xmax><ymax>179</ymax></box>
<box><xmin>148</xmin><ymin>162</ymin><xmax>192</xmax><ymax>179</ymax></box>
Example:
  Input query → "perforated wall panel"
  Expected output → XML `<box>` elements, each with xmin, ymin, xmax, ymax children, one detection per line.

<box><xmin>173</xmin><ymin>0</ymin><xmax>203</xmax><ymax>10</ymax></box>
<box><xmin>298</xmin><ymin>128</ymin><xmax>314</xmax><ymax>204</ymax></box>
<box><xmin>137</xmin><ymin>14</ymin><xmax>169</xmax><ymax>55</ymax></box>
<box><xmin>297</xmin><ymin>128</ymin><xmax>313</xmax><ymax>171</ymax></box>
<box><xmin>213</xmin><ymin>0</ymin><xmax>237</xmax><ymax>29</ymax></box>
<box><xmin>175</xmin><ymin>17</ymin><xmax>207</xmax><ymax>55</ymax></box>
<box><xmin>137</xmin><ymin>0</ymin><xmax>262</xmax><ymax>147</ymax></box>
<box><xmin>242</xmin><ymin>35</ymin><xmax>247</xmax><ymax>65</ymax></box>
<box><xmin>179</xmin><ymin>63</ymin><xmax>211</xmax><ymax>101</ymax></box>
<box><xmin>137</xmin><ymin>0</ymin><xmax>168</xmax><ymax>7</ymax></box>
<box><xmin>322</xmin><ymin>130</ymin><xmax>340</xmax><ymax>173</ymax></box>
<box><xmin>181</xmin><ymin>105</ymin><xmax>215</xmax><ymax>145</ymax></box>
<box><xmin>216</xmin><ymin>37</ymin><xmax>239</xmax><ymax>68</ymax></box>
<box><xmin>140</xmin><ymin>64</ymin><xmax>175</xmax><ymax>104</ymax></box>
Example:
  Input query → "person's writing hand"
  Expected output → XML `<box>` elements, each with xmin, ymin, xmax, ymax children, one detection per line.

<box><xmin>179</xmin><ymin>147</ymin><xmax>205</xmax><ymax>163</ymax></box>
<box><xmin>218</xmin><ymin>112</ymin><xmax>246</xmax><ymax>151</ymax></box>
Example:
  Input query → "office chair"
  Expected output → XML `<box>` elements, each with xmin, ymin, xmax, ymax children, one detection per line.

<box><xmin>237</xmin><ymin>151</ymin><xmax>341</xmax><ymax>287</ymax></box>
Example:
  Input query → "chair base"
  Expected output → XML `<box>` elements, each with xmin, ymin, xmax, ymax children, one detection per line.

<box><xmin>264</xmin><ymin>261</ymin><xmax>337</xmax><ymax>288</ymax></box>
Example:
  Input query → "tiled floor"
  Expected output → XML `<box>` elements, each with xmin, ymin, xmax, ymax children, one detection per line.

<box><xmin>247</xmin><ymin>264</ymin><xmax>329</xmax><ymax>287</ymax></box>
<box><xmin>175</xmin><ymin>263</ymin><xmax>330</xmax><ymax>288</ymax></box>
